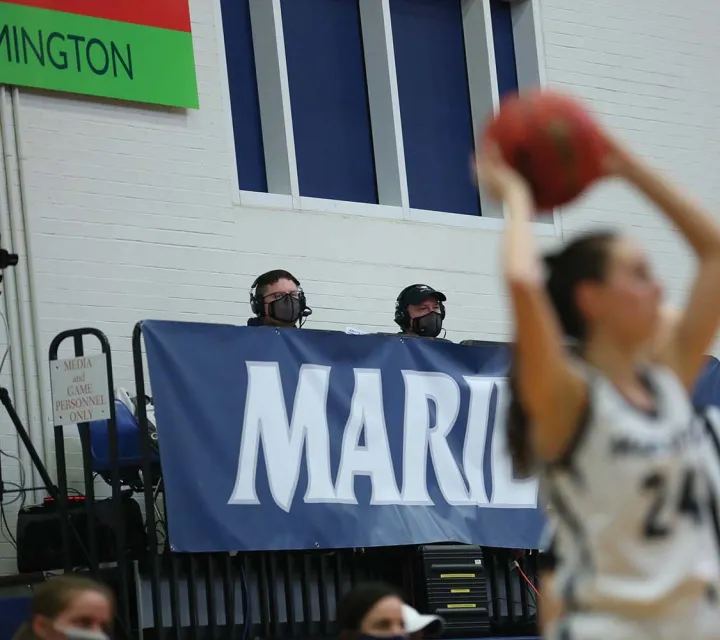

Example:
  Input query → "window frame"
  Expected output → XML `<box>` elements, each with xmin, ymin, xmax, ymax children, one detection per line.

<box><xmin>216</xmin><ymin>0</ymin><xmax>556</xmax><ymax>237</ymax></box>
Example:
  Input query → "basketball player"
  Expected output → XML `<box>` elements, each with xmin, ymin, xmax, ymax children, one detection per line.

<box><xmin>476</xmin><ymin>131</ymin><xmax>720</xmax><ymax>640</ymax></box>
<box><xmin>540</xmin><ymin>394</ymin><xmax>720</xmax><ymax>636</ymax></box>
<box><xmin>535</xmin><ymin>306</ymin><xmax>689</xmax><ymax>634</ymax></box>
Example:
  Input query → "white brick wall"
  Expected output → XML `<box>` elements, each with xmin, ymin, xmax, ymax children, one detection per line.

<box><xmin>541</xmin><ymin>0</ymin><xmax>720</xmax><ymax>307</ymax></box>
<box><xmin>0</xmin><ymin>0</ymin><xmax>717</xmax><ymax>574</ymax></box>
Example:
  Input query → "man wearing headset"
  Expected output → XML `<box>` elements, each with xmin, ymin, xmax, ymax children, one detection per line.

<box><xmin>394</xmin><ymin>284</ymin><xmax>448</xmax><ymax>339</ymax></box>
<box><xmin>248</xmin><ymin>269</ymin><xmax>311</xmax><ymax>328</ymax></box>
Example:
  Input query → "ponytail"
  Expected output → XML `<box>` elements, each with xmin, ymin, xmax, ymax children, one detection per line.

<box><xmin>506</xmin><ymin>360</ymin><xmax>534</xmax><ymax>478</ymax></box>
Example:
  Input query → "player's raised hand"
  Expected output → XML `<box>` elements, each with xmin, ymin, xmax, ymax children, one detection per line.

<box><xmin>473</xmin><ymin>143</ymin><xmax>532</xmax><ymax>205</ymax></box>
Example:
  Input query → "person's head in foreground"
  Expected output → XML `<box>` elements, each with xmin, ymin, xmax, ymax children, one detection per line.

<box><xmin>14</xmin><ymin>576</ymin><xmax>114</xmax><ymax>640</ymax></box>
<box><xmin>544</xmin><ymin>231</ymin><xmax>662</xmax><ymax>347</ymax></box>
<box><xmin>336</xmin><ymin>582</ymin><xmax>406</xmax><ymax>640</ymax></box>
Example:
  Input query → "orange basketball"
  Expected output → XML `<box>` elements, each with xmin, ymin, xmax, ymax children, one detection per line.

<box><xmin>483</xmin><ymin>90</ymin><xmax>608</xmax><ymax>211</ymax></box>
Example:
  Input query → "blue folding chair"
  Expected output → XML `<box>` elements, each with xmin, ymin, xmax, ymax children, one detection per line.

<box><xmin>87</xmin><ymin>399</ymin><xmax>161</xmax><ymax>493</ymax></box>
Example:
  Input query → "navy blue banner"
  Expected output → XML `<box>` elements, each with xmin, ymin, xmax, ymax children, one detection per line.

<box><xmin>141</xmin><ymin>320</ymin><xmax>547</xmax><ymax>553</ymax></box>
<box><xmin>694</xmin><ymin>356</ymin><xmax>720</xmax><ymax>408</ymax></box>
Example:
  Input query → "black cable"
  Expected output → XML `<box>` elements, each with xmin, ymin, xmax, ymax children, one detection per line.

<box><xmin>0</xmin><ymin>449</ymin><xmax>26</xmax><ymax>490</ymax></box>
<box><xmin>493</xmin><ymin>596</ymin><xmax>537</xmax><ymax>613</ymax></box>
<box><xmin>524</xmin><ymin>583</ymin><xmax>538</xmax><ymax>608</ymax></box>
<box><xmin>3</xmin><ymin>482</ymin><xmax>24</xmax><ymax>505</ymax></box>
<box><xmin>3</xmin><ymin>486</ymin><xmax>44</xmax><ymax>494</ymax></box>
<box><xmin>0</xmin><ymin>446</ymin><xmax>27</xmax><ymax>548</ymax></box>
<box><xmin>1</xmin><ymin>501</ymin><xmax>16</xmax><ymax>548</ymax></box>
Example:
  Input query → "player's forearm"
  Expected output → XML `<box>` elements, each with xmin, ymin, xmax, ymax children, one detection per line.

<box><xmin>503</xmin><ymin>186</ymin><xmax>540</xmax><ymax>286</ymax></box>
<box><xmin>621</xmin><ymin>155</ymin><xmax>720</xmax><ymax>261</ymax></box>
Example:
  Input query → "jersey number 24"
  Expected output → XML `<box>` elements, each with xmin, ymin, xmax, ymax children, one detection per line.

<box><xmin>642</xmin><ymin>468</ymin><xmax>709</xmax><ymax>538</ymax></box>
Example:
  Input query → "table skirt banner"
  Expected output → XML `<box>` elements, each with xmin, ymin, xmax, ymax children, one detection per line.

<box><xmin>140</xmin><ymin>320</ymin><xmax>550</xmax><ymax>552</ymax></box>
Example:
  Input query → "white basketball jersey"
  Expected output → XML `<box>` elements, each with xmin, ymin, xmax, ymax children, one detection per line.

<box><xmin>540</xmin><ymin>364</ymin><xmax>720</xmax><ymax>621</ymax></box>
<box><xmin>699</xmin><ymin>405</ymin><xmax>720</xmax><ymax>553</ymax></box>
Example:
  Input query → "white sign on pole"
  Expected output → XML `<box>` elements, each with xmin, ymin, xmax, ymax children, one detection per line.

<box><xmin>50</xmin><ymin>354</ymin><xmax>111</xmax><ymax>426</ymax></box>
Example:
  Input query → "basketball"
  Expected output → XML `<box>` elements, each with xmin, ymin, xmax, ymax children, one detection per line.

<box><xmin>483</xmin><ymin>90</ymin><xmax>609</xmax><ymax>211</ymax></box>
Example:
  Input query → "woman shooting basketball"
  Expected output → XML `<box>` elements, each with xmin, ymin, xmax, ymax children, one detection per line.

<box><xmin>477</xmin><ymin>107</ymin><xmax>720</xmax><ymax>639</ymax></box>
<box><xmin>534</xmin><ymin>307</ymin><xmax>710</xmax><ymax>634</ymax></box>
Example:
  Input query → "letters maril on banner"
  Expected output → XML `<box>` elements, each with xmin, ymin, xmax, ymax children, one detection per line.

<box><xmin>228</xmin><ymin>363</ymin><xmax>539</xmax><ymax>513</ymax></box>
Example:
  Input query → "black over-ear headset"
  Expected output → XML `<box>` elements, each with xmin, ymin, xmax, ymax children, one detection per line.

<box><xmin>250</xmin><ymin>271</ymin><xmax>308</xmax><ymax>318</ymax></box>
<box><xmin>394</xmin><ymin>285</ymin><xmax>446</xmax><ymax>330</ymax></box>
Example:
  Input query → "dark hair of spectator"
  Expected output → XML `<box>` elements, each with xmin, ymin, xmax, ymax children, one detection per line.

<box><xmin>252</xmin><ymin>269</ymin><xmax>300</xmax><ymax>298</ymax></box>
<box><xmin>336</xmin><ymin>581</ymin><xmax>402</xmax><ymax>635</ymax></box>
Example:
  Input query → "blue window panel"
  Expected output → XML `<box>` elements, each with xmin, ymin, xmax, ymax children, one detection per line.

<box><xmin>391</xmin><ymin>0</ymin><xmax>479</xmax><ymax>216</ymax></box>
<box><xmin>281</xmin><ymin>0</ymin><xmax>378</xmax><ymax>204</ymax></box>
<box><xmin>221</xmin><ymin>0</ymin><xmax>267</xmax><ymax>192</ymax></box>
<box><xmin>490</xmin><ymin>0</ymin><xmax>519</xmax><ymax>99</ymax></box>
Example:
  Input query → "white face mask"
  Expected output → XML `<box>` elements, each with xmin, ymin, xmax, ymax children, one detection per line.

<box><xmin>54</xmin><ymin>626</ymin><xmax>109</xmax><ymax>640</ymax></box>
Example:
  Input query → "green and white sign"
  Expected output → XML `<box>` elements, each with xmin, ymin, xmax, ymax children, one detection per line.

<box><xmin>0</xmin><ymin>0</ymin><xmax>199</xmax><ymax>108</ymax></box>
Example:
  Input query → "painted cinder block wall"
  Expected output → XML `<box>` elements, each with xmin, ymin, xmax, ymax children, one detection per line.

<box><xmin>0</xmin><ymin>0</ymin><xmax>716</xmax><ymax>575</ymax></box>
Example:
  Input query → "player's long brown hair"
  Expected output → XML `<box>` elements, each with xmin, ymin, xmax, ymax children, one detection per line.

<box><xmin>507</xmin><ymin>230</ymin><xmax>618</xmax><ymax>477</ymax></box>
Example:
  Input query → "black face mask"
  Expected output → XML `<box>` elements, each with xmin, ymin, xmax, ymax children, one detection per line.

<box><xmin>268</xmin><ymin>294</ymin><xmax>302</xmax><ymax>325</ymax></box>
<box><xmin>411</xmin><ymin>311</ymin><xmax>443</xmax><ymax>338</ymax></box>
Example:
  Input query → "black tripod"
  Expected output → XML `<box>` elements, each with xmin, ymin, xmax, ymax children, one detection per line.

<box><xmin>0</xmin><ymin>387</ymin><xmax>60</xmax><ymax>503</ymax></box>
<box><xmin>0</xmin><ymin>248</ymin><xmax>103</xmax><ymax>570</ymax></box>
<box><xmin>0</xmin><ymin>246</ymin><xmax>98</xmax><ymax>535</ymax></box>
<box><xmin>0</xmin><ymin>248</ymin><xmax>61</xmax><ymax>499</ymax></box>
<box><xmin>0</xmin><ymin>249</ymin><xmax>132</xmax><ymax>638</ymax></box>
